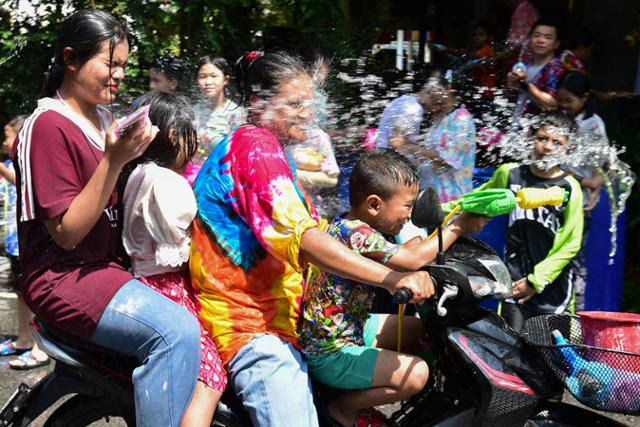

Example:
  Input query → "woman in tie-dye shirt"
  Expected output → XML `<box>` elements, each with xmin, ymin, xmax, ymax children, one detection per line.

<box><xmin>189</xmin><ymin>51</ymin><xmax>433</xmax><ymax>426</ymax></box>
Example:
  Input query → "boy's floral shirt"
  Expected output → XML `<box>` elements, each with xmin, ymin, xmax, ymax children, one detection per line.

<box><xmin>299</xmin><ymin>218</ymin><xmax>398</xmax><ymax>356</ymax></box>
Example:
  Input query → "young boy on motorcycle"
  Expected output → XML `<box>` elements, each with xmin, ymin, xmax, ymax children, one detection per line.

<box><xmin>471</xmin><ymin>113</ymin><xmax>584</xmax><ymax>332</ymax></box>
<box><xmin>299</xmin><ymin>149</ymin><xmax>489</xmax><ymax>426</ymax></box>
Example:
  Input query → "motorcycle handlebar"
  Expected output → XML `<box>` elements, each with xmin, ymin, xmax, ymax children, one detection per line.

<box><xmin>393</xmin><ymin>288</ymin><xmax>413</xmax><ymax>304</ymax></box>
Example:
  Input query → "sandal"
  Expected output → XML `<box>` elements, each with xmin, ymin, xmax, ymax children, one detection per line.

<box><xmin>354</xmin><ymin>408</ymin><xmax>388</xmax><ymax>427</ymax></box>
<box><xmin>9</xmin><ymin>350</ymin><xmax>50</xmax><ymax>370</ymax></box>
<box><xmin>0</xmin><ymin>339</ymin><xmax>31</xmax><ymax>356</ymax></box>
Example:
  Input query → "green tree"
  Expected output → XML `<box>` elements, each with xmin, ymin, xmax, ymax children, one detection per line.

<box><xmin>0</xmin><ymin>0</ymin><xmax>388</xmax><ymax>120</ymax></box>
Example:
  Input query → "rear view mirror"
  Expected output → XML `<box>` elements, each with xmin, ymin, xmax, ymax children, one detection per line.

<box><xmin>411</xmin><ymin>187</ymin><xmax>444</xmax><ymax>230</ymax></box>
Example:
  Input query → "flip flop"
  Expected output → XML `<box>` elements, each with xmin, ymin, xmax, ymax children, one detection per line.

<box><xmin>0</xmin><ymin>339</ymin><xmax>31</xmax><ymax>356</ymax></box>
<box><xmin>9</xmin><ymin>351</ymin><xmax>50</xmax><ymax>370</ymax></box>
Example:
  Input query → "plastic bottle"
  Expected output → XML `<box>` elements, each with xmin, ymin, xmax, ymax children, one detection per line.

<box><xmin>512</xmin><ymin>61</ymin><xmax>527</xmax><ymax>76</ymax></box>
<box><xmin>552</xmin><ymin>330</ymin><xmax>612</xmax><ymax>405</ymax></box>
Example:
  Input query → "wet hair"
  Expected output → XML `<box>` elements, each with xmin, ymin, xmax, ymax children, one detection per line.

<box><xmin>123</xmin><ymin>91</ymin><xmax>198</xmax><ymax>179</ymax></box>
<box><xmin>7</xmin><ymin>115</ymin><xmax>27</xmax><ymax>133</ymax></box>
<box><xmin>565</xmin><ymin>26</ymin><xmax>595</xmax><ymax>50</ymax></box>
<box><xmin>42</xmin><ymin>9</ymin><xmax>128</xmax><ymax>97</ymax></box>
<box><xmin>417</xmin><ymin>68</ymin><xmax>457</xmax><ymax>109</ymax></box>
<box><xmin>349</xmin><ymin>149</ymin><xmax>419</xmax><ymax>208</ymax></box>
<box><xmin>558</xmin><ymin>71</ymin><xmax>597</xmax><ymax>119</ymax></box>
<box><xmin>235</xmin><ymin>51</ymin><xmax>309</xmax><ymax>107</ymax></box>
<box><xmin>530</xmin><ymin>16</ymin><xmax>562</xmax><ymax>41</ymax></box>
<box><xmin>150</xmin><ymin>56</ymin><xmax>185</xmax><ymax>85</ymax></box>
<box><xmin>530</xmin><ymin>112</ymin><xmax>576</xmax><ymax>138</ymax></box>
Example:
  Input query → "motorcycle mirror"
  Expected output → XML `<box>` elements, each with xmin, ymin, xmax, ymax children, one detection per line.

<box><xmin>411</xmin><ymin>187</ymin><xmax>445</xmax><ymax>229</ymax></box>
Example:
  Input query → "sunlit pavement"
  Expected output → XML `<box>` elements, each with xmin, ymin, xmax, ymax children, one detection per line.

<box><xmin>0</xmin><ymin>256</ymin><xmax>106</xmax><ymax>426</ymax></box>
<box><xmin>0</xmin><ymin>280</ymin><xmax>57</xmax><ymax>426</ymax></box>
<box><xmin>0</xmin><ymin>256</ymin><xmax>637</xmax><ymax>426</ymax></box>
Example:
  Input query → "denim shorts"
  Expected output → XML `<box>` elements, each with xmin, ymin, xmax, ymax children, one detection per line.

<box><xmin>305</xmin><ymin>313</ymin><xmax>382</xmax><ymax>389</ymax></box>
<box><xmin>227</xmin><ymin>333</ymin><xmax>319</xmax><ymax>427</ymax></box>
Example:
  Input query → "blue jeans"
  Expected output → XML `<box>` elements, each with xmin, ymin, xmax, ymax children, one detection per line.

<box><xmin>228</xmin><ymin>334</ymin><xmax>319</xmax><ymax>427</ymax></box>
<box><xmin>91</xmin><ymin>279</ymin><xmax>200</xmax><ymax>427</ymax></box>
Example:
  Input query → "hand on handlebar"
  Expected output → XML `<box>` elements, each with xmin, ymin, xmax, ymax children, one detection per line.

<box><xmin>393</xmin><ymin>270</ymin><xmax>435</xmax><ymax>305</ymax></box>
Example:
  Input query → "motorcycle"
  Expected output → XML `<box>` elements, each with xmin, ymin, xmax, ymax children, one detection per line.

<box><xmin>383</xmin><ymin>187</ymin><xmax>628</xmax><ymax>426</ymax></box>
<box><xmin>0</xmin><ymin>315</ymin><xmax>250</xmax><ymax>426</ymax></box>
<box><xmin>0</xmin><ymin>188</ymin><xmax>631</xmax><ymax>426</ymax></box>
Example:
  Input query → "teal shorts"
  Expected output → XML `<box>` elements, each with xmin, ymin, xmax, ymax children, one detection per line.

<box><xmin>305</xmin><ymin>313</ymin><xmax>381</xmax><ymax>389</ymax></box>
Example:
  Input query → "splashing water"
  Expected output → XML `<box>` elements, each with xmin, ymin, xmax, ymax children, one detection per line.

<box><xmin>492</xmin><ymin>118</ymin><xmax>635</xmax><ymax>263</ymax></box>
<box><xmin>318</xmin><ymin>53</ymin><xmax>634</xmax><ymax>262</ymax></box>
<box><xmin>105</xmin><ymin>51</ymin><xmax>634</xmax><ymax>258</ymax></box>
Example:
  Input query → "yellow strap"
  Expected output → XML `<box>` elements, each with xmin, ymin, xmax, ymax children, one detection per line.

<box><xmin>397</xmin><ymin>303</ymin><xmax>404</xmax><ymax>352</ymax></box>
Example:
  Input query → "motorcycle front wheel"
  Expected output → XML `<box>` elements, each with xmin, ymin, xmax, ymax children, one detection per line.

<box><xmin>43</xmin><ymin>395</ymin><xmax>135</xmax><ymax>427</ymax></box>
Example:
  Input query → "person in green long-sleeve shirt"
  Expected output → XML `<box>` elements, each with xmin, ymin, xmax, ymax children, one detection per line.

<box><xmin>466</xmin><ymin>114</ymin><xmax>583</xmax><ymax>331</ymax></box>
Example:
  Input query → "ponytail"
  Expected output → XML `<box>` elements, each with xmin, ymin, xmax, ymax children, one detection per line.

<box><xmin>41</xmin><ymin>9</ymin><xmax>128</xmax><ymax>98</ymax></box>
<box><xmin>42</xmin><ymin>57</ymin><xmax>66</xmax><ymax>98</ymax></box>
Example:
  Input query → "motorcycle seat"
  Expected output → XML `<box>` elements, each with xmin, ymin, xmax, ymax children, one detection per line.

<box><xmin>34</xmin><ymin>319</ymin><xmax>137</xmax><ymax>378</ymax></box>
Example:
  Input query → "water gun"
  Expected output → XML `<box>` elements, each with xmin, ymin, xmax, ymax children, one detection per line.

<box><xmin>397</xmin><ymin>187</ymin><xmax>568</xmax><ymax>353</ymax></box>
<box><xmin>445</xmin><ymin>186</ymin><xmax>568</xmax><ymax>218</ymax></box>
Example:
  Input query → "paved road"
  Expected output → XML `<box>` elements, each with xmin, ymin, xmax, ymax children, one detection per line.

<box><xmin>0</xmin><ymin>280</ymin><xmax>124</xmax><ymax>426</ymax></box>
<box><xmin>0</xmin><ymin>255</ymin><xmax>638</xmax><ymax>426</ymax></box>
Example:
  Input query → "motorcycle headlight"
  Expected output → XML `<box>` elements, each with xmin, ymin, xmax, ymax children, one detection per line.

<box><xmin>468</xmin><ymin>256</ymin><xmax>512</xmax><ymax>298</ymax></box>
<box><xmin>468</xmin><ymin>275</ymin><xmax>498</xmax><ymax>298</ymax></box>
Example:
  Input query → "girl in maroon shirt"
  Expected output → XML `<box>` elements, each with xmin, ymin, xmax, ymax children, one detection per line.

<box><xmin>13</xmin><ymin>10</ymin><xmax>200</xmax><ymax>427</ymax></box>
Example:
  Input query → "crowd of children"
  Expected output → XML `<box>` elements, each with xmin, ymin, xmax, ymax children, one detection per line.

<box><xmin>0</xmin><ymin>4</ymin><xmax>630</xmax><ymax>427</ymax></box>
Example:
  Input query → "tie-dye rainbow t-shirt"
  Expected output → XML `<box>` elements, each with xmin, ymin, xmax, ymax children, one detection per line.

<box><xmin>190</xmin><ymin>125</ymin><xmax>320</xmax><ymax>365</ymax></box>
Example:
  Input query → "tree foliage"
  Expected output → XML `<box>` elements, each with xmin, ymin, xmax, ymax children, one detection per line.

<box><xmin>0</xmin><ymin>0</ymin><xmax>389</xmax><ymax>120</ymax></box>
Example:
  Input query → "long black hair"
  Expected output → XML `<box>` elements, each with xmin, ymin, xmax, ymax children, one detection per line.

<box><xmin>118</xmin><ymin>91</ymin><xmax>198</xmax><ymax>192</ymax></box>
<box><xmin>198</xmin><ymin>55</ymin><xmax>232</xmax><ymax>79</ymax></box>
<box><xmin>558</xmin><ymin>71</ymin><xmax>597</xmax><ymax>119</ymax></box>
<box><xmin>42</xmin><ymin>9</ymin><xmax>128</xmax><ymax>98</ymax></box>
<box><xmin>134</xmin><ymin>91</ymin><xmax>197</xmax><ymax>169</ymax></box>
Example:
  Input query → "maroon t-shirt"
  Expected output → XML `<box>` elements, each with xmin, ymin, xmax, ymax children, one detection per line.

<box><xmin>13</xmin><ymin>108</ymin><xmax>132</xmax><ymax>339</ymax></box>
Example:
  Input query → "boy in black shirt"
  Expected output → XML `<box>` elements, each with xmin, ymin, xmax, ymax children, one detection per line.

<box><xmin>465</xmin><ymin>114</ymin><xmax>583</xmax><ymax>331</ymax></box>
